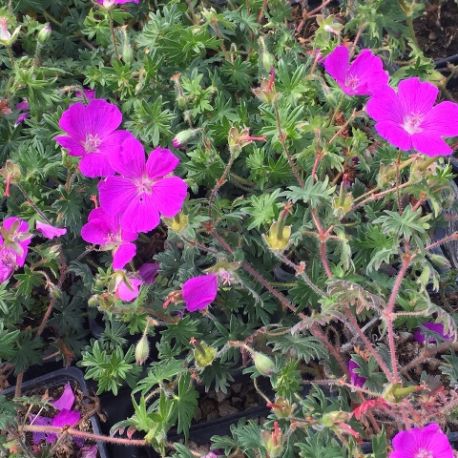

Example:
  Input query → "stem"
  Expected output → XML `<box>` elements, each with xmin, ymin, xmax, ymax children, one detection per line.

<box><xmin>21</xmin><ymin>425</ymin><xmax>147</xmax><ymax>447</ymax></box>
<box><xmin>351</xmin><ymin>182</ymin><xmax>412</xmax><ymax>212</ymax></box>
<box><xmin>273</xmin><ymin>101</ymin><xmax>304</xmax><ymax>187</ymax></box>
<box><xmin>108</xmin><ymin>12</ymin><xmax>121</xmax><ymax>60</ymax></box>
<box><xmin>344</xmin><ymin>309</ymin><xmax>394</xmax><ymax>382</ymax></box>
<box><xmin>208</xmin><ymin>154</ymin><xmax>236</xmax><ymax>218</ymax></box>
<box><xmin>424</xmin><ymin>232</ymin><xmax>458</xmax><ymax>252</ymax></box>
<box><xmin>384</xmin><ymin>254</ymin><xmax>413</xmax><ymax>383</ymax></box>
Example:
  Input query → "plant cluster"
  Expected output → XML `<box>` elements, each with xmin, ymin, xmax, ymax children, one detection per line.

<box><xmin>0</xmin><ymin>0</ymin><xmax>457</xmax><ymax>457</ymax></box>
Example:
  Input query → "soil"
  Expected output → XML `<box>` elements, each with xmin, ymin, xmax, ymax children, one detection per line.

<box><xmin>414</xmin><ymin>0</ymin><xmax>458</xmax><ymax>60</ymax></box>
<box><xmin>18</xmin><ymin>382</ymin><xmax>98</xmax><ymax>458</ymax></box>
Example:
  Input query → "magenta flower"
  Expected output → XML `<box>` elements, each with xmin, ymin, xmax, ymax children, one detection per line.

<box><xmin>16</xmin><ymin>100</ymin><xmax>29</xmax><ymax>111</ymax></box>
<box><xmin>31</xmin><ymin>383</ymin><xmax>80</xmax><ymax>445</ymax></box>
<box><xmin>182</xmin><ymin>274</ymin><xmax>218</xmax><ymax>312</ymax></box>
<box><xmin>55</xmin><ymin>99</ymin><xmax>131</xmax><ymax>178</ymax></box>
<box><xmin>0</xmin><ymin>245</ymin><xmax>17</xmax><ymax>283</ymax></box>
<box><xmin>115</xmin><ymin>273</ymin><xmax>142</xmax><ymax>302</ymax></box>
<box><xmin>389</xmin><ymin>423</ymin><xmax>453</xmax><ymax>458</ymax></box>
<box><xmin>139</xmin><ymin>262</ymin><xmax>159</xmax><ymax>284</ymax></box>
<box><xmin>1</xmin><ymin>217</ymin><xmax>32</xmax><ymax>267</ymax></box>
<box><xmin>413</xmin><ymin>322</ymin><xmax>453</xmax><ymax>345</ymax></box>
<box><xmin>366</xmin><ymin>77</ymin><xmax>458</xmax><ymax>156</ymax></box>
<box><xmin>96</xmin><ymin>0</ymin><xmax>140</xmax><ymax>6</ymax></box>
<box><xmin>36</xmin><ymin>221</ymin><xmax>67</xmax><ymax>240</ymax></box>
<box><xmin>81</xmin><ymin>208</ymin><xmax>137</xmax><ymax>270</ymax></box>
<box><xmin>348</xmin><ymin>359</ymin><xmax>366</xmax><ymax>387</ymax></box>
<box><xmin>99</xmin><ymin>135</ymin><xmax>187</xmax><ymax>233</ymax></box>
<box><xmin>323</xmin><ymin>45</ymin><xmax>388</xmax><ymax>96</ymax></box>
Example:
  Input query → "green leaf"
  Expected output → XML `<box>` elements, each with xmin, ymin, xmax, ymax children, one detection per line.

<box><xmin>371</xmin><ymin>428</ymin><xmax>388</xmax><ymax>458</ymax></box>
<box><xmin>134</xmin><ymin>358</ymin><xmax>186</xmax><ymax>395</ymax></box>
<box><xmin>285</xmin><ymin>176</ymin><xmax>336</xmax><ymax>208</ymax></box>
<box><xmin>172</xmin><ymin>372</ymin><xmax>198</xmax><ymax>440</ymax></box>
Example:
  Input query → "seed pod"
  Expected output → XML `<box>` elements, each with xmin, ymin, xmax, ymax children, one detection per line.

<box><xmin>253</xmin><ymin>351</ymin><xmax>275</xmax><ymax>376</ymax></box>
<box><xmin>135</xmin><ymin>333</ymin><xmax>150</xmax><ymax>365</ymax></box>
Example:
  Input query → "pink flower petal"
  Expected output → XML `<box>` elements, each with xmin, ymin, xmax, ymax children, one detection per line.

<box><xmin>55</xmin><ymin>135</ymin><xmax>86</xmax><ymax>157</ymax></box>
<box><xmin>146</xmin><ymin>147</ymin><xmax>180</xmax><ymax>179</ymax></box>
<box><xmin>79</xmin><ymin>153</ymin><xmax>115</xmax><ymax>178</ymax></box>
<box><xmin>112</xmin><ymin>242</ymin><xmax>136</xmax><ymax>270</ymax></box>
<box><xmin>151</xmin><ymin>176</ymin><xmax>188</xmax><ymax>218</ymax></box>
<box><xmin>182</xmin><ymin>274</ymin><xmax>218</xmax><ymax>312</ymax></box>
<box><xmin>36</xmin><ymin>221</ymin><xmax>67</xmax><ymax>240</ymax></box>
<box><xmin>108</xmin><ymin>133</ymin><xmax>146</xmax><ymax>178</ymax></box>
<box><xmin>347</xmin><ymin>49</ymin><xmax>388</xmax><ymax>96</ymax></box>
<box><xmin>51</xmin><ymin>409</ymin><xmax>80</xmax><ymax>428</ymax></box>
<box><xmin>81</xmin><ymin>212</ymin><xmax>111</xmax><ymax>245</ymax></box>
<box><xmin>120</xmin><ymin>193</ymin><xmax>161</xmax><ymax>233</ymax></box>
<box><xmin>389</xmin><ymin>423</ymin><xmax>453</xmax><ymax>458</ymax></box>
<box><xmin>397</xmin><ymin>78</ymin><xmax>439</xmax><ymax>117</ymax></box>
<box><xmin>116</xmin><ymin>275</ymin><xmax>142</xmax><ymax>302</ymax></box>
<box><xmin>421</xmin><ymin>101</ymin><xmax>458</xmax><ymax>137</ymax></box>
<box><xmin>30</xmin><ymin>415</ymin><xmax>52</xmax><ymax>444</ymax></box>
<box><xmin>139</xmin><ymin>262</ymin><xmax>159</xmax><ymax>284</ymax></box>
<box><xmin>323</xmin><ymin>45</ymin><xmax>349</xmax><ymax>88</ymax></box>
<box><xmin>52</xmin><ymin>383</ymin><xmax>75</xmax><ymax>411</ymax></box>
<box><xmin>99</xmin><ymin>176</ymin><xmax>139</xmax><ymax>217</ymax></box>
<box><xmin>411</xmin><ymin>132</ymin><xmax>452</xmax><ymax>156</ymax></box>
<box><xmin>81</xmin><ymin>445</ymin><xmax>99</xmax><ymax>458</ymax></box>
<box><xmin>366</xmin><ymin>87</ymin><xmax>404</xmax><ymax>124</ymax></box>
<box><xmin>374</xmin><ymin>121</ymin><xmax>412</xmax><ymax>150</ymax></box>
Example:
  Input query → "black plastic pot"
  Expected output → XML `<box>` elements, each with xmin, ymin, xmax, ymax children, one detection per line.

<box><xmin>1</xmin><ymin>367</ymin><xmax>109</xmax><ymax>458</ymax></box>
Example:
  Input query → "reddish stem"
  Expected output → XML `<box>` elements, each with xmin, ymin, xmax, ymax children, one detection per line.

<box><xmin>21</xmin><ymin>424</ymin><xmax>147</xmax><ymax>447</ymax></box>
<box><xmin>384</xmin><ymin>254</ymin><xmax>412</xmax><ymax>383</ymax></box>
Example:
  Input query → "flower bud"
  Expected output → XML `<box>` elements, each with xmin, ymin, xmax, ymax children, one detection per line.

<box><xmin>383</xmin><ymin>383</ymin><xmax>419</xmax><ymax>403</ymax></box>
<box><xmin>261</xmin><ymin>421</ymin><xmax>283</xmax><ymax>458</ymax></box>
<box><xmin>321</xmin><ymin>410</ymin><xmax>351</xmax><ymax>428</ymax></box>
<box><xmin>194</xmin><ymin>341</ymin><xmax>217</xmax><ymax>368</ymax></box>
<box><xmin>264</xmin><ymin>221</ymin><xmax>291</xmax><ymax>252</ymax></box>
<box><xmin>0</xmin><ymin>17</ymin><xmax>20</xmax><ymax>47</ymax></box>
<box><xmin>253</xmin><ymin>351</ymin><xmax>275</xmax><ymax>376</ymax></box>
<box><xmin>37</xmin><ymin>23</ymin><xmax>52</xmax><ymax>44</ymax></box>
<box><xmin>135</xmin><ymin>333</ymin><xmax>150</xmax><ymax>365</ymax></box>
<box><xmin>119</xmin><ymin>26</ymin><xmax>133</xmax><ymax>64</ymax></box>
<box><xmin>163</xmin><ymin>212</ymin><xmax>188</xmax><ymax>233</ymax></box>
<box><xmin>172</xmin><ymin>128</ymin><xmax>200</xmax><ymax>149</ymax></box>
<box><xmin>258</xmin><ymin>37</ymin><xmax>274</xmax><ymax>73</ymax></box>
<box><xmin>270</xmin><ymin>397</ymin><xmax>295</xmax><ymax>418</ymax></box>
<box><xmin>88</xmin><ymin>295</ymin><xmax>100</xmax><ymax>307</ymax></box>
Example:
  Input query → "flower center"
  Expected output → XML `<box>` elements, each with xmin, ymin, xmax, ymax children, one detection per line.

<box><xmin>82</xmin><ymin>134</ymin><xmax>102</xmax><ymax>153</ymax></box>
<box><xmin>345</xmin><ymin>74</ymin><xmax>360</xmax><ymax>90</ymax></box>
<box><xmin>402</xmin><ymin>113</ymin><xmax>423</xmax><ymax>135</ymax></box>
<box><xmin>415</xmin><ymin>449</ymin><xmax>433</xmax><ymax>458</ymax></box>
<box><xmin>135</xmin><ymin>175</ymin><xmax>154</xmax><ymax>197</ymax></box>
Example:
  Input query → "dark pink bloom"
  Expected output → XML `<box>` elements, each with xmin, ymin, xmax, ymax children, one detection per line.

<box><xmin>52</xmin><ymin>383</ymin><xmax>75</xmax><ymax>411</ymax></box>
<box><xmin>348</xmin><ymin>359</ymin><xmax>366</xmax><ymax>387</ymax></box>
<box><xmin>96</xmin><ymin>0</ymin><xmax>140</xmax><ymax>6</ymax></box>
<box><xmin>52</xmin><ymin>409</ymin><xmax>80</xmax><ymax>429</ymax></box>
<box><xmin>366</xmin><ymin>77</ymin><xmax>458</xmax><ymax>156</ymax></box>
<box><xmin>36</xmin><ymin>221</ymin><xmax>67</xmax><ymax>239</ymax></box>
<box><xmin>81</xmin><ymin>445</ymin><xmax>99</xmax><ymax>458</ymax></box>
<box><xmin>55</xmin><ymin>99</ymin><xmax>131</xmax><ymax>178</ymax></box>
<box><xmin>16</xmin><ymin>100</ymin><xmax>29</xmax><ymax>111</ymax></box>
<box><xmin>0</xmin><ymin>246</ymin><xmax>17</xmax><ymax>283</ymax></box>
<box><xmin>139</xmin><ymin>262</ymin><xmax>159</xmax><ymax>284</ymax></box>
<box><xmin>1</xmin><ymin>217</ymin><xmax>32</xmax><ymax>267</ymax></box>
<box><xmin>172</xmin><ymin>138</ymin><xmax>181</xmax><ymax>148</ymax></box>
<box><xmin>115</xmin><ymin>274</ymin><xmax>142</xmax><ymax>302</ymax></box>
<box><xmin>413</xmin><ymin>322</ymin><xmax>453</xmax><ymax>345</ymax></box>
<box><xmin>323</xmin><ymin>45</ymin><xmax>388</xmax><ymax>96</ymax></box>
<box><xmin>31</xmin><ymin>383</ymin><xmax>80</xmax><ymax>445</ymax></box>
<box><xmin>389</xmin><ymin>423</ymin><xmax>453</xmax><ymax>458</ymax></box>
<box><xmin>14</xmin><ymin>99</ymin><xmax>29</xmax><ymax>126</ymax></box>
<box><xmin>99</xmin><ymin>135</ymin><xmax>187</xmax><ymax>233</ymax></box>
<box><xmin>182</xmin><ymin>274</ymin><xmax>218</xmax><ymax>312</ymax></box>
<box><xmin>81</xmin><ymin>208</ymin><xmax>137</xmax><ymax>270</ymax></box>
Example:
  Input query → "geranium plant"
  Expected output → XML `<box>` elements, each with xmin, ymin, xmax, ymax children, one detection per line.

<box><xmin>0</xmin><ymin>0</ymin><xmax>457</xmax><ymax>457</ymax></box>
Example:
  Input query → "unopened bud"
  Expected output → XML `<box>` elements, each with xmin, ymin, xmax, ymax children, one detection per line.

<box><xmin>264</xmin><ymin>221</ymin><xmax>291</xmax><ymax>252</ymax></box>
<box><xmin>321</xmin><ymin>410</ymin><xmax>351</xmax><ymax>428</ymax></box>
<box><xmin>270</xmin><ymin>397</ymin><xmax>295</xmax><ymax>418</ymax></box>
<box><xmin>172</xmin><ymin>128</ymin><xmax>200</xmax><ymax>148</ymax></box>
<box><xmin>88</xmin><ymin>295</ymin><xmax>100</xmax><ymax>307</ymax></box>
<box><xmin>163</xmin><ymin>212</ymin><xmax>188</xmax><ymax>233</ymax></box>
<box><xmin>258</xmin><ymin>37</ymin><xmax>274</xmax><ymax>73</ymax></box>
<box><xmin>120</xmin><ymin>26</ymin><xmax>133</xmax><ymax>64</ymax></box>
<box><xmin>253</xmin><ymin>351</ymin><xmax>275</xmax><ymax>376</ymax></box>
<box><xmin>383</xmin><ymin>383</ymin><xmax>419</xmax><ymax>403</ymax></box>
<box><xmin>135</xmin><ymin>333</ymin><xmax>150</xmax><ymax>365</ymax></box>
<box><xmin>262</xmin><ymin>421</ymin><xmax>283</xmax><ymax>458</ymax></box>
<box><xmin>0</xmin><ymin>17</ymin><xmax>20</xmax><ymax>47</ymax></box>
<box><xmin>194</xmin><ymin>341</ymin><xmax>217</xmax><ymax>368</ymax></box>
<box><xmin>37</xmin><ymin>23</ymin><xmax>52</xmax><ymax>43</ymax></box>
